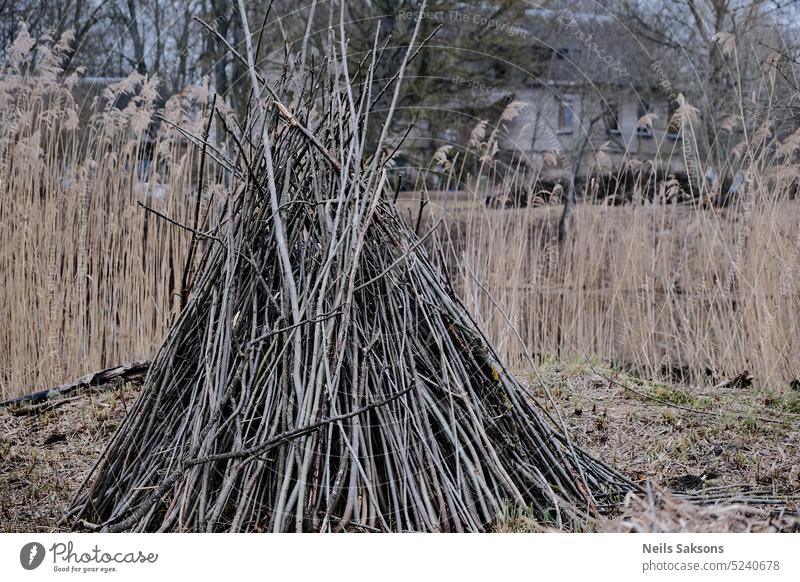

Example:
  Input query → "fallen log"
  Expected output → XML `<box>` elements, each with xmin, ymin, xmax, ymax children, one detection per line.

<box><xmin>0</xmin><ymin>361</ymin><xmax>150</xmax><ymax>409</ymax></box>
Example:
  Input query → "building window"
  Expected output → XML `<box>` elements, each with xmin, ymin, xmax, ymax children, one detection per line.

<box><xmin>605</xmin><ymin>103</ymin><xmax>621</xmax><ymax>135</ymax></box>
<box><xmin>441</xmin><ymin>127</ymin><xmax>459</xmax><ymax>143</ymax></box>
<box><xmin>636</xmin><ymin>101</ymin><xmax>653</xmax><ymax>138</ymax></box>
<box><xmin>558</xmin><ymin>97</ymin><xmax>575</xmax><ymax>134</ymax></box>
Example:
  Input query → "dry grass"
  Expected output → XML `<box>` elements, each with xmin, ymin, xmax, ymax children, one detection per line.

<box><xmin>3</xmin><ymin>367</ymin><xmax>796</xmax><ymax>533</ymax></box>
<box><xmin>495</xmin><ymin>362</ymin><xmax>800</xmax><ymax>533</ymax></box>
<box><xmin>600</xmin><ymin>489</ymin><xmax>800</xmax><ymax>533</ymax></box>
<box><xmin>0</xmin><ymin>27</ymin><xmax>223</xmax><ymax>399</ymax></box>
<box><xmin>398</xmin><ymin>78</ymin><xmax>800</xmax><ymax>393</ymax></box>
<box><xmin>0</xmin><ymin>382</ymin><xmax>138</xmax><ymax>532</ymax></box>
<box><xmin>531</xmin><ymin>362</ymin><xmax>800</xmax><ymax>498</ymax></box>
<box><xmin>421</xmin><ymin>200</ymin><xmax>800</xmax><ymax>391</ymax></box>
<box><xmin>2</xmin><ymin>24</ymin><xmax>799</xmax><ymax>406</ymax></box>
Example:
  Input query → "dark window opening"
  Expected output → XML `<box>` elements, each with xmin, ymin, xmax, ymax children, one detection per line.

<box><xmin>558</xmin><ymin>98</ymin><xmax>575</xmax><ymax>134</ymax></box>
<box><xmin>605</xmin><ymin>103</ymin><xmax>621</xmax><ymax>135</ymax></box>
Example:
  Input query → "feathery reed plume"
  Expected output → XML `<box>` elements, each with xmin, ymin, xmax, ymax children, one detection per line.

<box><xmin>0</xmin><ymin>26</ymin><xmax>221</xmax><ymax>399</ymax></box>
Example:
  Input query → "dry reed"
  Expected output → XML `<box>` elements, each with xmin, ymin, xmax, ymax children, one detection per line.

<box><xmin>2</xmin><ymin>21</ymin><xmax>799</xmax><ymax>403</ymax></box>
<box><xmin>412</xmin><ymin>87</ymin><xmax>800</xmax><ymax>391</ymax></box>
<box><xmin>425</xmin><ymin>201</ymin><xmax>800</xmax><ymax>388</ymax></box>
<box><xmin>0</xmin><ymin>25</ymin><xmax>222</xmax><ymax>399</ymax></box>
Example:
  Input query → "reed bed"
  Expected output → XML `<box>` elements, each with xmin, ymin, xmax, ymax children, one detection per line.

<box><xmin>2</xmin><ymin>21</ymin><xmax>798</xmax><ymax>405</ymax></box>
<box><xmin>424</xmin><ymin>199</ymin><xmax>800</xmax><ymax>389</ymax></box>
<box><xmin>0</xmin><ymin>26</ymin><xmax>222</xmax><ymax>399</ymax></box>
<box><xmin>412</xmin><ymin>87</ymin><xmax>800</xmax><ymax>391</ymax></box>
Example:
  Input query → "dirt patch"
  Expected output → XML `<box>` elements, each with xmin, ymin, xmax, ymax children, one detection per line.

<box><xmin>527</xmin><ymin>363</ymin><xmax>800</xmax><ymax>500</ymax></box>
<box><xmin>1</xmin><ymin>365</ymin><xmax>798</xmax><ymax>532</ymax></box>
<box><xmin>0</xmin><ymin>383</ymin><xmax>138</xmax><ymax>532</ymax></box>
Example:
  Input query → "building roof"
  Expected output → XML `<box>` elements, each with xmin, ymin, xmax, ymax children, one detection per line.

<box><xmin>516</xmin><ymin>8</ymin><xmax>664</xmax><ymax>91</ymax></box>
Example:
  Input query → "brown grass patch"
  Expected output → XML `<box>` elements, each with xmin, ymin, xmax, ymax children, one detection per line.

<box><xmin>2</xmin><ymin>365</ymin><xmax>797</xmax><ymax>532</ymax></box>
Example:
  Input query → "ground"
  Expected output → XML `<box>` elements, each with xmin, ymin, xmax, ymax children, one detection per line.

<box><xmin>1</xmin><ymin>364</ymin><xmax>798</xmax><ymax>532</ymax></box>
<box><xmin>0</xmin><ymin>382</ymin><xmax>138</xmax><ymax>532</ymax></box>
<box><xmin>505</xmin><ymin>362</ymin><xmax>800</xmax><ymax>532</ymax></box>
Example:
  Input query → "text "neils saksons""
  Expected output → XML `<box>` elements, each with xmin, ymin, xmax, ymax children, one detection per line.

<box><xmin>644</xmin><ymin>543</ymin><xmax>724</xmax><ymax>554</ymax></box>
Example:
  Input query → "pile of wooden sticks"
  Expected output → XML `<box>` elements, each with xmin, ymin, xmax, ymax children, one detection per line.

<box><xmin>64</xmin><ymin>2</ymin><xmax>634</xmax><ymax>532</ymax></box>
